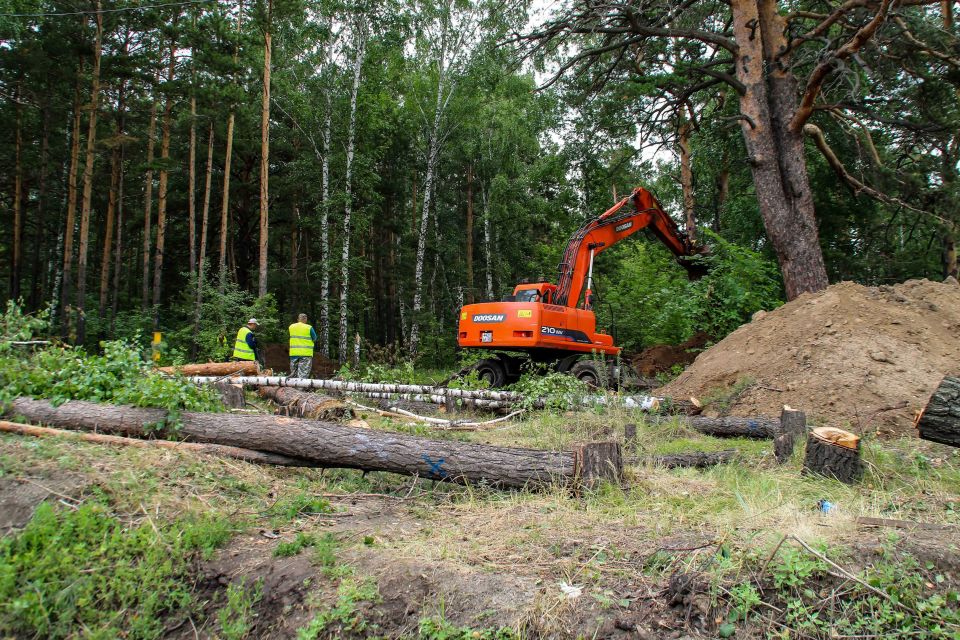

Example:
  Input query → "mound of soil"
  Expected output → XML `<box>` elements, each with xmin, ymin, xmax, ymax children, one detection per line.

<box><xmin>630</xmin><ymin>332</ymin><xmax>712</xmax><ymax>377</ymax></box>
<box><xmin>660</xmin><ymin>279</ymin><xmax>960</xmax><ymax>437</ymax></box>
<box><xmin>261</xmin><ymin>343</ymin><xmax>338</xmax><ymax>378</ymax></box>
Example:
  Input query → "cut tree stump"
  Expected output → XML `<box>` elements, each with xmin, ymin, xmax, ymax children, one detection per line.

<box><xmin>157</xmin><ymin>361</ymin><xmax>259</xmax><ymax>377</ymax></box>
<box><xmin>774</xmin><ymin>406</ymin><xmax>807</xmax><ymax>463</ymax></box>
<box><xmin>572</xmin><ymin>442</ymin><xmax>622</xmax><ymax>488</ymax></box>
<box><xmin>6</xmin><ymin>397</ymin><xmax>615</xmax><ymax>489</ymax></box>
<box><xmin>916</xmin><ymin>376</ymin><xmax>960</xmax><ymax>447</ymax></box>
<box><xmin>257</xmin><ymin>386</ymin><xmax>351</xmax><ymax>421</ymax></box>
<box><xmin>802</xmin><ymin>427</ymin><xmax>862</xmax><ymax>483</ymax></box>
<box><xmin>214</xmin><ymin>382</ymin><xmax>246</xmax><ymax>409</ymax></box>
<box><xmin>0</xmin><ymin>420</ymin><xmax>314</xmax><ymax>466</ymax></box>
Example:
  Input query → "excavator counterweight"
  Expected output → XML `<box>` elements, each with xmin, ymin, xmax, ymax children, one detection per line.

<box><xmin>457</xmin><ymin>187</ymin><xmax>706</xmax><ymax>387</ymax></box>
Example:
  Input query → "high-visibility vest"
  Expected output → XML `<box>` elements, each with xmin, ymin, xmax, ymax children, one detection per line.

<box><xmin>233</xmin><ymin>326</ymin><xmax>255</xmax><ymax>360</ymax></box>
<box><xmin>289</xmin><ymin>322</ymin><xmax>315</xmax><ymax>357</ymax></box>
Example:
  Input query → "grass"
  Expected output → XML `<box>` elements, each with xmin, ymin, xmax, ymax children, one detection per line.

<box><xmin>1</xmin><ymin>395</ymin><xmax>958</xmax><ymax>639</ymax></box>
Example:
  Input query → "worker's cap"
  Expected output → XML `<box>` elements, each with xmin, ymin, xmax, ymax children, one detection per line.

<box><xmin>247</xmin><ymin>318</ymin><xmax>259</xmax><ymax>325</ymax></box>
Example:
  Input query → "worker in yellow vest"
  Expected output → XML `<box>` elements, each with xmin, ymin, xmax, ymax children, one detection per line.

<box><xmin>288</xmin><ymin>313</ymin><xmax>318</xmax><ymax>378</ymax></box>
<box><xmin>233</xmin><ymin>318</ymin><xmax>264</xmax><ymax>368</ymax></box>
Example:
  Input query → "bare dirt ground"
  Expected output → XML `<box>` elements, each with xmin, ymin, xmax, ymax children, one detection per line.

<box><xmin>661</xmin><ymin>279</ymin><xmax>960</xmax><ymax>437</ymax></box>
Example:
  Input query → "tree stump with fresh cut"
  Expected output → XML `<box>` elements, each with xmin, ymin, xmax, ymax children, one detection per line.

<box><xmin>774</xmin><ymin>406</ymin><xmax>807</xmax><ymax>463</ymax></box>
<box><xmin>915</xmin><ymin>376</ymin><xmax>960</xmax><ymax>448</ymax></box>
<box><xmin>802</xmin><ymin>427</ymin><xmax>862</xmax><ymax>483</ymax></box>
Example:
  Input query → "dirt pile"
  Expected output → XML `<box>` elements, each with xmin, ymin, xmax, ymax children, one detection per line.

<box><xmin>660</xmin><ymin>279</ymin><xmax>960</xmax><ymax>436</ymax></box>
<box><xmin>630</xmin><ymin>332</ymin><xmax>712</xmax><ymax>377</ymax></box>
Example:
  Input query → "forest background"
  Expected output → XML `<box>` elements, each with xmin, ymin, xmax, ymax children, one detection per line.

<box><xmin>0</xmin><ymin>0</ymin><xmax>957</xmax><ymax>367</ymax></box>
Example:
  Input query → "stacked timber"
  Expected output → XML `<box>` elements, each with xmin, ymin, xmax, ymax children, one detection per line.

<box><xmin>158</xmin><ymin>361</ymin><xmax>259</xmax><ymax>376</ymax></box>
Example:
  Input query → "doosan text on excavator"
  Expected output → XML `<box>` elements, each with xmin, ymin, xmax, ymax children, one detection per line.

<box><xmin>456</xmin><ymin>186</ymin><xmax>707</xmax><ymax>388</ymax></box>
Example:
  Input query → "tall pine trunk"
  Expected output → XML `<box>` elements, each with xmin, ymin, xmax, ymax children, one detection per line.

<box><xmin>75</xmin><ymin>5</ymin><xmax>103</xmax><ymax>345</ymax></box>
<box><xmin>338</xmin><ymin>34</ymin><xmax>366</xmax><ymax>363</ymax></box>
<box><xmin>110</xmin><ymin>145</ymin><xmax>125</xmax><ymax>332</ymax></box>
<box><xmin>152</xmin><ymin>32</ymin><xmax>177</xmax><ymax>327</ymax></box>
<box><xmin>731</xmin><ymin>0</ymin><xmax>828</xmax><ymax>299</ymax></box>
<box><xmin>220</xmin><ymin>2</ymin><xmax>242</xmax><ymax>283</ymax></box>
<box><xmin>188</xmin><ymin>95</ymin><xmax>197</xmax><ymax>278</ymax></box>
<box><xmin>194</xmin><ymin>123</ymin><xmax>214</xmax><ymax>351</ymax></box>
<box><xmin>30</xmin><ymin>105</ymin><xmax>50</xmax><ymax>309</ymax></box>
<box><xmin>141</xmin><ymin>99</ymin><xmax>157</xmax><ymax>312</ymax></box>
<box><xmin>99</xmin><ymin>80</ymin><xmax>125</xmax><ymax>324</ymax></box>
<box><xmin>11</xmin><ymin>83</ymin><xmax>23</xmax><ymax>302</ymax></box>
<box><xmin>258</xmin><ymin>2</ymin><xmax>272</xmax><ymax>298</ymax></box>
<box><xmin>61</xmin><ymin>69</ymin><xmax>83</xmax><ymax>339</ymax></box>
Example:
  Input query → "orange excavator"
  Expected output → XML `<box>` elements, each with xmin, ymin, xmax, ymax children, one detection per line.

<box><xmin>457</xmin><ymin>186</ymin><xmax>707</xmax><ymax>387</ymax></box>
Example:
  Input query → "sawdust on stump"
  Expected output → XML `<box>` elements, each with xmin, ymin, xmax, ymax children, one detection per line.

<box><xmin>660</xmin><ymin>279</ymin><xmax>960</xmax><ymax>437</ymax></box>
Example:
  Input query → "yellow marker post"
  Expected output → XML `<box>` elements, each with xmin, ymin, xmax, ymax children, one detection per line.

<box><xmin>152</xmin><ymin>332</ymin><xmax>162</xmax><ymax>363</ymax></box>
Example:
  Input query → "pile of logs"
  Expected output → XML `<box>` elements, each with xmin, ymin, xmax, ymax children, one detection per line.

<box><xmin>157</xmin><ymin>361</ymin><xmax>260</xmax><ymax>377</ymax></box>
<box><xmin>257</xmin><ymin>386</ymin><xmax>351</xmax><ymax>421</ymax></box>
<box><xmin>4</xmin><ymin>397</ymin><xmax>621</xmax><ymax>490</ymax></box>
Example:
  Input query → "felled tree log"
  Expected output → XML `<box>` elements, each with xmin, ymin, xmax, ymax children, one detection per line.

<box><xmin>257</xmin><ymin>386</ymin><xmax>351</xmax><ymax>421</ymax></box>
<box><xmin>0</xmin><ymin>420</ymin><xmax>314</xmax><ymax>466</ymax></box>
<box><xmin>158</xmin><ymin>361</ymin><xmax>259</xmax><ymax>377</ymax></box>
<box><xmin>654</xmin><ymin>415</ymin><xmax>780</xmax><ymax>439</ymax></box>
<box><xmin>6</xmin><ymin>397</ymin><xmax>619</xmax><ymax>489</ymax></box>
<box><xmin>625</xmin><ymin>450</ymin><xmax>737</xmax><ymax>468</ymax></box>
<box><xmin>803</xmin><ymin>427</ymin><xmax>862</xmax><ymax>484</ymax></box>
<box><xmin>916</xmin><ymin>376</ymin><xmax>960</xmax><ymax>448</ymax></box>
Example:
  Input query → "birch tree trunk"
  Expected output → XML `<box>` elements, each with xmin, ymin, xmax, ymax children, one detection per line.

<box><xmin>141</xmin><ymin>99</ymin><xmax>157</xmax><ymax>312</ymax></box>
<box><xmin>319</xmin><ymin>60</ymin><xmax>333</xmax><ymax>357</ymax></box>
<box><xmin>60</xmin><ymin>67</ymin><xmax>83</xmax><ymax>339</ymax></box>
<box><xmin>409</xmin><ymin>33</ymin><xmax>449</xmax><ymax>358</ymax></box>
<box><xmin>482</xmin><ymin>185</ymin><xmax>493</xmax><ymax>300</ymax></box>
<box><xmin>465</xmin><ymin>162</ymin><xmax>474</xmax><ymax>304</ymax></box>
<box><xmin>338</xmin><ymin>33</ymin><xmax>366</xmax><ymax>363</ymax></box>
<box><xmin>258</xmin><ymin>1</ymin><xmax>272</xmax><ymax>298</ymax></box>
<box><xmin>152</xmin><ymin>32</ymin><xmax>177</xmax><ymax>327</ymax></box>
<box><xmin>75</xmin><ymin>5</ymin><xmax>103</xmax><ymax>345</ymax></box>
<box><xmin>11</xmin><ymin>83</ymin><xmax>22</xmax><ymax>303</ymax></box>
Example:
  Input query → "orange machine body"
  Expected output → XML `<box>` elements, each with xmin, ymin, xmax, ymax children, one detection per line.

<box><xmin>456</xmin><ymin>187</ymin><xmax>702</xmax><ymax>364</ymax></box>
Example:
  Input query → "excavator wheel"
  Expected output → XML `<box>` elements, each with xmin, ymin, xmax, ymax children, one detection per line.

<box><xmin>570</xmin><ymin>360</ymin><xmax>606</xmax><ymax>388</ymax></box>
<box><xmin>475</xmin><ymin>358</ymin><xmax>508</xmax><ymax>388</ymax></box>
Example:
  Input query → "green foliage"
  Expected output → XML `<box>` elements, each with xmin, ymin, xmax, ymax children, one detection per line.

<box><xmin>417</xmin><ymin>616</ymin><xmax>518</xmax><ymax>640</ymax></box>
<box><xmin>312</xmin><ymin>533</ymin><xmax>341</xmax><ymax>575</ymax></box>
<box><xmin>511</xmin><ymin>365</ymin><xmax>590</xmax><ymax>412</ymax></box>
<box><xmin>0</xmin><ymin>340</ymin><xmax>223</xmax><ymax>423</ymax></box>
<box><xmin>0</xmin><ymin>300</ymin><xmax>48</xmax><ymax>345</ymax></box>
<box><xmin>218</xmin><ymin>578</ymin><xmax>264</xmax><ymax>640</ymax></box>
<box><xmin>0</xmin><ymin>502</ymin><xmax>230</xmax><ymax>640</ymax></box>
<box><xmin>268</xmin><ymin>493</ymin><xmax>333</xmax><ymax>523</ymax></box>
<box><xmin>275</xmin><ymin>532</ymin><xmax>316</xmax><ymax>557</ymax></box>
<box><xmin>296</xmin><ymin>577</ymin><xmax>380</xmax><ymax>640</ymax></box>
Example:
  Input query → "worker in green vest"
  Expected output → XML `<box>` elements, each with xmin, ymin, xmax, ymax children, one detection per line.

<box><xmin>288</xmin><ymin>313</ymin><xmax>317</xmax><ymax>378</ymax></box>
<box><xmin>233</xmin><ymin>318</ymin><xmax>264</xmax><ymax>368</ymax></box>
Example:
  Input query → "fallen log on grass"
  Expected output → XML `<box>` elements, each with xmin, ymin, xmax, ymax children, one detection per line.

<box><xmin>625</xmin><ymin>449</ymin><xmax>737</xmax><ymax>469</ymax></box>
<box><xmin>654</xmin><ymin>415</ymin><xmax>781</xmax><ymax>439</ymax></box>
<box><xmin>6</xmin><ymin>397</ymin><xmax>620</xmax><ymax>489</ymax></box>
<box><xmin>0</xmin><ymin>420</ymin><xmax>313</xmax><ymax>466</ymax></box>
<box><xmin>916</xmin><ymin>376</ymin><xmax>960</xmax><ymax>448</ymax></box>
<box><xmin>257</xmin><ymin>386</ymin><xmax>351</xmax><ymax>420</ymax></box>
<box><xmin>158</xmin><ymin>361</ymin><xmax>259</xmax><ymax>377</ymax></box>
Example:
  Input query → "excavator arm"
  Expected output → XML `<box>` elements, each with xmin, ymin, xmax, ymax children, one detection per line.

<box><xmin>553</xmin><ymin>187</ymin><xmax>703</xmax><ymax>308</ymax></box>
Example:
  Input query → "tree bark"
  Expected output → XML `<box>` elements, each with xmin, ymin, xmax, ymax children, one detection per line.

<box><xmin>258</xmin><ymin>4</ymin><xmax>272</xmax><ymax>298</ymax></box>
<box><xmin>6</xmin><ymin>397</ymin><xmax>611</xmax><ymax>489</ymax></box>
<box><xmin>157</xmin><ymin>361</ymin><xmax>259</xmax><ymax>376</ymax></box>
<box><xmin>803</xmin><ymin>427</ymin><xmax>862</xmax><ymax>483</ymax></box>
<box><xmin>11</xmin><ymin>83</ymin><xmax>23</xmax><ymax>303</ymax></box>
<box><xmin>657</xmin><ymin>415</ymin><xmax>781</xmax><ymax>439</ymax></box>
<box><xmin>110</xmin><ymin>144</ymin><xmax>125</xmax><ymax>333</ymax></box>
<box><xmin>678</xmin><ymin>115</ymin><xmax>696</xmax><ymax>243</ymax></box>
<box><xmin>730</xmin><ymin>0</ymin><xmax>829</xmax><ymax>300</ymax></box>
<box><xmin>152</xmin><ymin>32</ymin><xmax>177</xmax><ymax>328</ymax></box>
<box><xmin>188</xmin><ymin>95</ymin><xmax>197</xmax><ymax>278</ymax></box>
<box><xmin>0</xmin><ymin>420</ymin><xmax>313</xmax><ymax>467</ymax></box>
<box><xmin>141</xmin><ymin>98</ymin><xmax>158</xmax><ymax>312</ymax></box>
<box><xmin>629</xmin><ymin>450</ymin><xmax>736</xmax><ymax>469</ymax></box>
<box><xmin>257</xmin><ymin>386</ymin><xmax>351</xmax><ymax>421</ymax></box>
<box><xmin>482</xmin><ymin>186</ymin><xmax>494</xmax><ymax>300</ymax></box>
<box><xmin>99</xmin><ymin>80</ymin><xmax>125</xmax><ymax>325</ymax></box>
<box><xmin>338</xmin><ymin>33</ymin><xmax>366</xmax><ymax>363</ymax></box>
<box><xmin>193</xmin><ymin>123</ymin><xmax>215</xmax><ymax>352</ymax></box>
<box><xmin>319</xmin><ymin>81</ymin><xmax>332</xmax><ymax>358</ymax></box>
<box><xmin>76</xmin><ymin>5</ymin><xmax>103</xmax><ymax>345</ymax></box>
<box><xmin>916</xmin><ymin>376</ymin><xmax>960</xmax><ymax>447</ymax></box>
<box><xmin>220</xmin><ymin>0</ymin><xmax>242</xmax><ymax>281</ymax></box>
<box><xmin>61</xmin><ymin>64</ymin><xmax>83</xmax><ymax>339</ymax></box>
<box><xmin>30</xmin><ymin>105</ymin><xmax>51</xmax><ymax>309</ymax></box>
